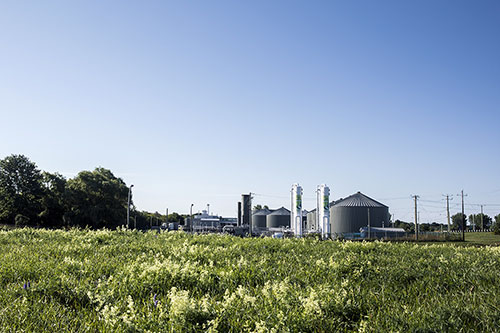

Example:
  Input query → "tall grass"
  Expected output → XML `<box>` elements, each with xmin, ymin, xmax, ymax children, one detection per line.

<box><xmin>1</xmin><ymin>228</ymin><xmax>499</xmax><ymax>331</ymax></box>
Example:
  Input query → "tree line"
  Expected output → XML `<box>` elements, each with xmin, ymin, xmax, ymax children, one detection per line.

<box><xmin>394</xmin><ymin>212</ymin><xmax>500</xmax><ymax>234</ymax></box>
<box><xmin>0</xmin><ymin>154</ymin><xmax>184</xmax><ymax>229</ymax></box>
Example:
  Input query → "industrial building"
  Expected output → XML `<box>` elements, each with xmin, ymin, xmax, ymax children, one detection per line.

<box><xmin>190</xmin><ymin>209</ymin><xmax>237</xmax><ymax>233</ymax></box>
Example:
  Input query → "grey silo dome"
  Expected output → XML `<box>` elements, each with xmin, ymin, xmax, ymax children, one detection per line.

<box><xmin>252</xmin><ymin>208</ymin><xmax>271</xmax><ymax>229</ymax></box>
<box><xmin>266</xmin><ymin>207</ymin><xmax>290</xmax><ymax>228</ymax></box>
<box><xmin>330</xmin><ymin>192</ymin><xmax>389</xmax><ymax>236</ymax></box>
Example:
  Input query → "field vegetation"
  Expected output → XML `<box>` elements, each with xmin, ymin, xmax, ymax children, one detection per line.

<box><xmin>1</xmin><ymin>229</ymin><xmax>500</xmax><ymax>332</ymax></box>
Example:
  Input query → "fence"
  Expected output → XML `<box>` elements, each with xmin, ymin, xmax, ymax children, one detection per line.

<box><xmin>333</xmin><ymin>231</ymin><xmax>463</xmax><ymax>242</ymax></box>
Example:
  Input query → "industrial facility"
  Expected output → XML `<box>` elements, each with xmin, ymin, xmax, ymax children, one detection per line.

<box><xmin>187</xmin><ymin>205</ymin><xmax>238</xmax><ymax>233</ymax></box>
<box><xmin>184</xmin><ymin>187</ymin><xmax>398</xmax><ymax>240</ymax></box>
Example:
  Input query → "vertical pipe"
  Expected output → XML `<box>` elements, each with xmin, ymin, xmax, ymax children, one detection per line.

<box><xmin>481</xmin><ymin>205</ymin><xmax>484</xmax><ymax>231</ymax></box>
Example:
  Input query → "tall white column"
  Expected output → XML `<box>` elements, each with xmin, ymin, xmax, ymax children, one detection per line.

<box><xmin>291</xmin><ymin>184</ymin><xmax>303</xmax><ymax>237</ymax></box>
<box><xmin>317</xmin><ymin>184</ymin><xmax>330</xmax><ymax>239</ymax></box>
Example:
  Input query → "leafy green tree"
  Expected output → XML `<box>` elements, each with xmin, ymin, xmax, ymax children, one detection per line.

<box><xmin>468</xmin><ymin>213</ymin><xmax>492</xmax><ymax>230</ymax></box>
<box><xmin>394</xmin><ymin>219</ymin><xmax>414</xmax><ymax>232</ymax></box>
<box><xmin>451</xmin><ymin>213</ymin><xmax>467</xmax><ymax>230</ymax></box>
<box><xmin>493</xmin><ymin>214</ymin><xmax>500</xmax><ymax>235</ymax></box>
<box><xmin>130</xmin><ymin>210</ymin><xmax>169</xmax><ymax>230</ymax></box>
<box><xmin>167</xmin><ymin>212</ymin><xmax>184</xmax><ymax>223</ymax></box>
<box><xmin>65</xmin><ymin>168</ymin><xmax>129</xmax><ymax>229</ymax></box>
<box><xmin>0</xmin><ymin>155</ymin><xmax>44</xmax><ymax>225</ymax></box>
<box><xmin>39</xmin><ymin>172</ymin><xmax>67</xmax><ymax>227</ymax></box>
<box><xmin>420</xmin><ymin>223</ymin><xmax>431</xmax><ymax>232</ymax></box>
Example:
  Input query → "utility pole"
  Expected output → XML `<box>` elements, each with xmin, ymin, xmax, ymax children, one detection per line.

<box><xmin>481</xmin><ymin>205</ymin><xmax>484</xmax><ymax>231</ymax></box>
<box><xmin>461</xmin><ymin>190</ymin><xmax>465</xmax><ymax>241</ymax></box>
<box><xmin>190</xmin><ymin>204</ymin><xmax>194</xmax><ymax>233</ymax></box>
<box><xmin>443</xmin><ymin>194</ymin><xmax>453</xmax><ymax>232</ymax></box>
<box><xmin>412</xmin><ymin>195</ymin><xmax>419</xmax><ymax>241</ymax></box>
<box><xmin>166</xmin><ymin>208</ymin><xmax>169</xmax><ymax>226</ymax></box>
<box><xmin>457</xmin><ymin>190</ymin><xmax>468</xmax><ymax>241</ymax></box>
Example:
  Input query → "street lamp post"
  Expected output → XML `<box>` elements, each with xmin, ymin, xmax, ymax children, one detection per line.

<box><xmin>190</xmin><ymin>203</ymin><xmax>194</xmax><ymax>233</ymax></box>
<box><xmin>127</xmin><ymin>184</ymin><xmax>134</xmax><ymax>228</ymax></box>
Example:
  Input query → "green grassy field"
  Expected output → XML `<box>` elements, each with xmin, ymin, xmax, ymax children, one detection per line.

<box><xmin>1</xmin><ymin>229</ymin><xmax>500</xmax><ymax>332</ymax></box>
<box><xmin>465</xmin><ymin>232</ymin><xmax>500</xmax><ymax>246</ymax></box>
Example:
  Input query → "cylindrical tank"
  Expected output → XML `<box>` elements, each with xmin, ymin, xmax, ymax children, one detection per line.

<box><xmin>252</xmin><ymin>209</ymin><xmax>270</xmax><ymax>229</ymax></box>
<box><xmin>242</xmin><ymin>194</ymin><xmax>251</xmax><ymax>226</ymax></box>
<box><xmin>306</xmin><ymin>209</ymin><xmax>317</xmax><ymax>231</ymax></box>
<box><xmin>330</xmin><ymin>192</ymin><xmax>389</xmax><ymax>237</ymax></box>
<box><xmin>267</xmin><ymin>207</ymin><xmax>291</xmax><ymax>228</ymax></box>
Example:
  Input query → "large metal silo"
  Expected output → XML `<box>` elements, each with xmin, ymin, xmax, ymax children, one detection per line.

<box><xmin>252</xmin><ymin>209</ymin><xmax>271</xmax><ymax>229</ymax></box>
<box><xmin>266</xmin><ymin>207</ymin><xmax>290</xmax><ymax>228</ymax></box>
<box><xmin>330</xmin><ymin>192</ymin><xmax>389</xmax><ymax>237</ymax></box>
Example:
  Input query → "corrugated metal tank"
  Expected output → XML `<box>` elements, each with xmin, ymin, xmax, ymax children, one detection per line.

<box><xmin>330</xmin><ymin>192</ymin><xmax>389</xmax><ymax>236</ymax></box>
<box><xmin>306</xmin><ymin>209</ymin><xmax>316</xmax><ymax>230</ymax></box>
<box><xmin>252</xmin><ymin>209</ymin><xmax>271</xmax><ymax>229</ymax></box>
<box><xmin>266</xmin><ymin>207</ymin><xmax>290</xmax><ymax>228</ymax></box>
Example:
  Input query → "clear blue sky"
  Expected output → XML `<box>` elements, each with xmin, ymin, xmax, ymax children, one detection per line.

<box><xmin>1</xmin><ymin>1</ymin><xmax>499</xmax><ymax>222</ymax></box>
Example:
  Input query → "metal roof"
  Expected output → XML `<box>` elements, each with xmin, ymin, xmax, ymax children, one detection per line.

<box><xmin>332</xmin><ymin>192</ymin><xmax>388</xmax><ymax>208</ymax></box>
<box><xmin>268</xmin><ymin>207</ymin><xmax>290</xmax><ymax>216</ymax></box>
<box><xmin>252</xmin><ymin>208</ymin><xmax>272</xmax><ymax>216</ymax></box>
